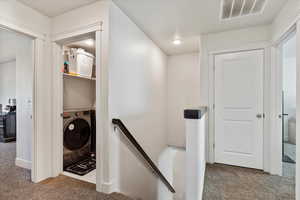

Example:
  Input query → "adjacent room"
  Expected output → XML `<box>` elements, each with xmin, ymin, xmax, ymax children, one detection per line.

<box><xmin>0</xmin><ymin>28</ymin><xmax>34</xmax><ymax>180</ymax></box>
<box><xmin>282</xmin><ymin>33</ymin><xmax>297</xmax><ymax>178</ymax></box>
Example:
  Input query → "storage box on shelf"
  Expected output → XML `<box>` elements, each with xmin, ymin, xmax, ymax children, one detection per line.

<box><xmin>64</xmin><ymin>48</ymin><xmax>95</xmax><ymax>79</ymax></box>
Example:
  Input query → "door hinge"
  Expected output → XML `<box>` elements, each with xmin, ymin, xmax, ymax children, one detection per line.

<box><xmin>213</xmin><ymin>104</ymin><xmax>215</xmax><ymax>110</ymax></box>
<box><xmin>213</xmin><ymin>143</ymin><xmax>215</xmax><ymax>149</ymax></box>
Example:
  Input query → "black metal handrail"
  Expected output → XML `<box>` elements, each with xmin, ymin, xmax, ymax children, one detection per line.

<box><xmin>112</xmin><ymin>119</ymin><xmax>176</xmax><ymax>193</ymax></box>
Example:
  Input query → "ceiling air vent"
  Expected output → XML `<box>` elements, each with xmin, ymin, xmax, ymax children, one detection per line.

<box><xmin>221</xmin><ymin>0</ymin><xmax>267</xmax><ymax>20</ymax></box>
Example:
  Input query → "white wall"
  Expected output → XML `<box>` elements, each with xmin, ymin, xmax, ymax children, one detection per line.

<box><xmin>0</xmin><ymin>61</ymin><xmax>16</xmax><ymax>107</ymax></box>
<box><xmin>0</xmin><ymin>0</ymin><xmax>50</xmax><ymax>36</ymax></box>
<box><xmin>108</xmin><ymin>3</ymin><xmax>168</xmax><ymax>200</ymax></box>
<box><xmin>167</xmin><ymin>53</ymin><xmax>200</xmax><ymax>148</ymax></box>
<box><xmin>51</xmin><ymin>0</ymin><xmax>110</xmax><ymax>38</ymax></box>
<box><xmin>158</xmin><ymin>147</ymin><xmax>185</xmax><ymax>200</ymax></box>
<box><xmin>200</xmin><ymin>25</ymin><xmax>271</xmax><ymax>105</ymax></box>
<box><xmin>272</xmin><ymin>0</ymin><xmax>300</xmax><ymax>42</ymax></box>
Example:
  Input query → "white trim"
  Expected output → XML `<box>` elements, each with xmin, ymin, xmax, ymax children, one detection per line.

<box><xmin>51</xmin><ymin>42</ymin><xmax>63</xmax><ymax>178</ymax></box>
<box><xmin>31</xmin><ymin>39</ymin><xmax>37</xmax><ymax>182</ymax></box>
<box><xmin>32</xmin><ymin>38</ymin><xmax>53</xmax><ymax>183</ymax></box>
<box><xmin>263</xmin><ymin>47</ymin><xmax>272</xmax><ymax>173</ymax></box>
<box><xmin>208</xmin><ymin>54</ymin><xmax>215</xmax><ymax>163</ymax></box>
<box><xmin>208</xmin><ymin>41</ymin><xmax>270</xmax><ymax>55</ymax></box>
<box><xmin>208</xmin><ymin>42</ymin><xmax>274</xmax><ymax>173</ymax></box>
<box><xmin>62</xmin><ymin>171</ymin><xmax>96</xmax><ymax>184</ymax></box>
<box><xmin>52</xmin><ymin>27</ymin><xmax>108</xmax><ymax>194</ymax></box>
<box><xmin>273</xmin><ymin>14</ymin><xmax>300</xmax><ymax>44</ymax></box>
<box><xmin>101</xmin><ymin>182</ymin><xmax>114</xmax><ymax>194</ymax></box>
<box><xmin>268</xmin><ymin>44</ymin><xmax>283</xmax><ymax>175</ymax></box>
<box><xmin>296</xmin><ymin>21</ymin><xmax>300</xmax><ymax>200</ymax></box>
<box><xmin>52</xmin><ymin>22</ymin><xmax>103</xmax><ymax>42</ymax></box>
<box><xmin>15</xmin><ymin>158</ymin><xmax>31</xmax><ymax>170</ymax></box>
<box><xmin>96</xmin><ymin>29</ymin><xmax>110</xmax><ymax>193</ymax></box>
<box><xmin>0</xmin><ymin>17</ymin><xmax>46</xmax><ymax>40</ymax></box>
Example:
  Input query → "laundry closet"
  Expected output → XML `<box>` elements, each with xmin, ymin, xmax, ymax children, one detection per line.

<box><xmin>56</xmin><ymin>33</ymin><xmax>97</xmax><ymax>184</ymax></box>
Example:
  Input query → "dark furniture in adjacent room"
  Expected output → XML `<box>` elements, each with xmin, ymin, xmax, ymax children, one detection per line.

<box><xmin>0</xmin><ymin>111</ymin><xmax>16</xmax><ymax>142</ymax></box>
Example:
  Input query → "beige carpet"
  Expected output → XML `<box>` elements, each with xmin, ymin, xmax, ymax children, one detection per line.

<box><xmin>0</xmin><ymin>142</ymin><xmax>296</xmax><ymax>200</ymax></box>
<box><xmin>203</xmin><ymin>164</ymin><xmax>295</xmax><ymax>200</ymax></box>
<box><xmin>0</xmin><ymin>142</ymin><xmax>132</xmax><ymax>200</ymax></box>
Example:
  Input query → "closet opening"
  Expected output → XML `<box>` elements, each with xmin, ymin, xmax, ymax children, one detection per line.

<box><xmin>56</xmin><ymin>32</ymin><xmax>97</xmax><ymax>184</ymax></box>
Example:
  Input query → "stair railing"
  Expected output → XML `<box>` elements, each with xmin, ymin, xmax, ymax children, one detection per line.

<box><xmin>112</xmin><ymin>118</ymin><xmax>176</xmax><ymax>193</ymax></box>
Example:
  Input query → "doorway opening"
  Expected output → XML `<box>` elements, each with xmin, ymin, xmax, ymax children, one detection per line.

<box><xmin>53</xmin><ymin>32</ymin><xmax>98</xmax><ymax>184</ymax></box>
<box><xmin>0</xmin><ymin>28</ymin><xmax>34</xmax><ymax>182</ymax></box>
<box><xmin>281</xmin><ymin>32</ymin><xmax>296</xmax><ymax>178</ymax></box>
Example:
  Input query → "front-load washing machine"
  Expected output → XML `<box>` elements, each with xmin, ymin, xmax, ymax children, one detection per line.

<box><xmin>63</xmin><ymin>110</ymin><xmax>94</xmax><ymax>174</ymax></box>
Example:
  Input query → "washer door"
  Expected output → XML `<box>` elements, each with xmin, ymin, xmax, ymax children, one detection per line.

<box><xmin>64</xmin><ymin>118</ymin><xmax>91</xmax><ymax>150</ymax></box>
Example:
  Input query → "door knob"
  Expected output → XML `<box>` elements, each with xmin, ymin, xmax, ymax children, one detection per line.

<box><xmin>256</xmin><ymin>114</ymin><xmax>262</xmax><ymax>118</ymax></box>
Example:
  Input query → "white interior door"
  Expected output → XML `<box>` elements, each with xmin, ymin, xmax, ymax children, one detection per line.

<box><xmin>214</xmin><ymin>50</ymin><xmax>264</xmax><ymax>169</ymax></box>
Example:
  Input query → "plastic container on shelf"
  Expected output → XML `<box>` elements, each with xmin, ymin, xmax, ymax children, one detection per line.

<box><xmin>68</xmin><ymin>48</ymin><xmax>95</xmax><ymax>78</ymax></box>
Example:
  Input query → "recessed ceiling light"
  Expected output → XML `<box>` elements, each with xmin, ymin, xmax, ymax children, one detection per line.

<box><xmin>173</xmin><ymin>39</ymin><xmax>182</xmax><ymax>45</ymax></box>
<box><xmin>85</xmin><ymin>39</ymin><xmax>94</xmax><ymax>46</ymax></box>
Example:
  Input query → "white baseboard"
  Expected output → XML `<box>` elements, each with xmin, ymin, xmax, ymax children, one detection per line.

<box><xmin>15</xmin><ymin>158</ymin><xmax>31</xmax><ymax>170</ymax></box>
<box><xmin>200</xmin><ymin>166</ymin><xmax>206</xmax><ymax>199</ymax></box>
<box><xmin>97</xmin><ymin>181</ymin><xmax>114</xmax><ymax>194</ymax></box>
<box><xmin>62</xmin><ymin>170</ymin><xmax>96</xmax><ymax>184</ymax></box>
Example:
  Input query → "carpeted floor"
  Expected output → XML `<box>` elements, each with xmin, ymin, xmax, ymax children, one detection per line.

<box><xmin>0</xmin><ymin>142</ymin><xmax>132</xmax><ymax>200</ymax></box>
<box><xmin>203</xmin><ymin>164</ymin><xmax>295</xmax><ymax>200</ymax></box>
<box><xmin>0</xmin><ymin>142</ymin><xmax>296</xmax><ymax>200</ymax></box>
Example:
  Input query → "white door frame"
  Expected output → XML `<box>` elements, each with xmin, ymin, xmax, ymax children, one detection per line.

<box><xmin>296</xmin><ymin>20</ymin><xmax>300</xmax><ymax>200</ymax></box>
<box><xmin>207</xmin><ymin>43</ymin><xmax>273</xmax><ymax>173</ymax></box>
<box><xmin>0</xmin><ymin>23</ymin><xmax>52</xmax><ymax>182</ymax></box>
<box><xmin>51</xmin><ymin>22</ymin><xmax>110</xmax><ymax>193</ymax></box>
<box><xmin>271</xmin><ymin>26</ymin><xmax>297</xmax><ymax>177</ymax></box>
<box><xmin>272</xmin><ymin>21</ymin><xmax>300</xmax><ymax>200</ymax></box>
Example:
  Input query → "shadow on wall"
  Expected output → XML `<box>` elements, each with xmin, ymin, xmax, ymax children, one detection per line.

<box><xmin>157</xmin><ymin>147</ymin><xmax>185</xmax><ymax>200</ymax></box>
<box><xmin>112</xmin><ymin>116</ymin><xmax>165</xmax><ymax>200</ymax></box>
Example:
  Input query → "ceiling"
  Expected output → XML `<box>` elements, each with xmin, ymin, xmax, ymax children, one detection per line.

<box><xmin>66</xmin><ymin>38</ymin><xmax>96</xmax><ymax>54</ymax></box>
<box><xmin>17</xmin><ymin>0</ymin><xmax>287</xmax><ymax>55</ymax></box>
<box><xmin>18</xmin><ymin>0</ymin><xmax>99</xmax><ymax>17</ymax></box>
<box><xmin>113</xmin><ymin>0</ymin><xmax>287</xmax><ymax>55</ymax></box>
